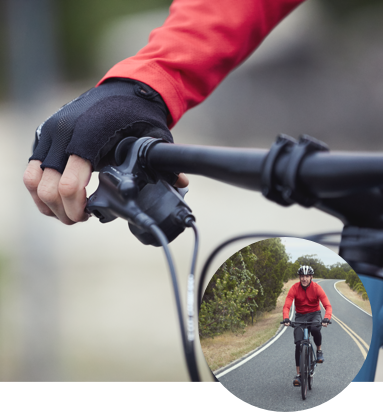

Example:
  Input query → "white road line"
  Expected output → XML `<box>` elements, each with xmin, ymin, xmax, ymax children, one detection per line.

<box><xmin>333</xmin><ymin>280</ymin><xmax>372</xmax><ymax>317</ymax></box>
<box><xmin>216</xmin><ymin>302</ymin><xmax>294</xmax><ymax>379</ymax></box>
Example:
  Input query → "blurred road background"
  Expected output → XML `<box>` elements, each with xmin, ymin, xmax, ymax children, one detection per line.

<box><xmin>0</xmin><ymin>0</ymin><xmax>383</xmax><ymax>382</ymax></box>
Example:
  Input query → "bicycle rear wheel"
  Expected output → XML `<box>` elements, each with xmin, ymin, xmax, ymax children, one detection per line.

<box><xmin>300</xmin><ymin>345</ymin><xmax>309</xmax><ymax>400</ymax></box>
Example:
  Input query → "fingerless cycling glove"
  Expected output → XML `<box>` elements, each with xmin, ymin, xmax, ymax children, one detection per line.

<box><xmin>30</xmin><ymin>78</ymin><xmax>173</xmax><ymax>172</ymax></box>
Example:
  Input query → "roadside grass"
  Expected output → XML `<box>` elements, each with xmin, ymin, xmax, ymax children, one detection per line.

<box><xmin>200</xmin><ymin>278</ymin><xmax>299</xmax><ymax>372</ymax></box>
<box><xmin>335</xmin><ymin>280</ymin><xmax>372</xmax><ymax>315</ymax></box>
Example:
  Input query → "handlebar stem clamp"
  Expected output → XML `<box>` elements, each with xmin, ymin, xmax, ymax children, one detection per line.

<box><xmin>261</xmin><ymin>134</ymin><xmax>329</xmax><ymax>207</ymax></box>
<box><xmin>137</xmin><ymin>137</ymin><xmax>179</xmax><ymax>186</ymax></box>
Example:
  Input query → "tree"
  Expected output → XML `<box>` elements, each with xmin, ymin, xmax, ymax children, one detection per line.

<box><xmin>199</xmin><ymin>238</ymin><xmax>293</xmax><ymax>338</ymax></box>
<box><xmin>284</xmin><ymin>261</ymin><xmax>301</xmax><ymax>281</ymax></box>
<box><xmin>328</xmin><ymin>262</ymin><xmax>351</xmax><ymax>280</ymax></box>
<box><xmin>199</xmin><ymin>247</ymin><xmax>260</xmax><ymax>338</ymax></box>
<box><xmin>247</xmin><ymin>238</ymin><xmax>289</xmax><ymax>312</ymax></box>
<box><xmin>345</xmin><ymin>269</ymin><xmax>368</xmax><ymax>300</ymax></box>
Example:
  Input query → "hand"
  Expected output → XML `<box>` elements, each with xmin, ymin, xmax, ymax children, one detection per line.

<box><xmin>24</xmin><ymin>157</ymin><xmax>189</xmax><ymax>225</ymax></box>
<box><xmin>24</xmin><ymin>79</ymin><xmax>188</xmax><ymax>224</ymax></box>
<box><xmin>322</xmin><ymin>318</ymin><xmax>330</xmax><ymax>327</ymax></box>
<box><xmin>24</xmin><ymin>156</ymin><xmax>91</xmax><ymax>225</ymax></box>
<box><xmin>283</xmin><ymin>318</ymin><xmax>291</xmax><ymax>327</ymax></box>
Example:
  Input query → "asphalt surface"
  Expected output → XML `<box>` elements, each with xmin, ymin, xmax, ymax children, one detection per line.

<box><xmin>216</xmin><ymin>279</ymin><xmax>372</xmax><ymax>411</ymax></box>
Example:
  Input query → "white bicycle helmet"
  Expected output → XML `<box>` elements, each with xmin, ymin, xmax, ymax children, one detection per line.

<box><xmin>297</xmin><ymin>265</ymin><xmax>314</xmax><ymax>276</ymax></box>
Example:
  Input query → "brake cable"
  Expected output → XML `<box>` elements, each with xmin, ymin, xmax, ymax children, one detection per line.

<box><xmin>149</xmin><ymin>222</ymin><xmax>201</xmax><ymax>382</ymax></box>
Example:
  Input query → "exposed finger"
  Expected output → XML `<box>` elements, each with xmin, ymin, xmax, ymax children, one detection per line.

<box><xmin>174</xmin><ymin>173</ymin><xmax>189</xmax><ymax>188</ymax></box>
<box><xmin>23</xmin><ymin>160</ymin><xmax>55</xmax><ymax>217</ymax></box>
<box><xmin>38</xmin><ymin>168</ymin><xmax>75</xmax><ymax>225</ymax></box>
<box><xmin>58</xmin><ymin>155</ymin><xmax>92</xmax><ymax>222</ymax></box>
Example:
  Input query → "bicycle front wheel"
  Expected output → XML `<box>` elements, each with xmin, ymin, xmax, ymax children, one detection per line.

<box><xmin>300</xmin><ymin>345</ymin><xmax>309</xmax><ymax>400</ymax></box>
<box><xmin>309</xmin><ymin>347</ymin><xmax>315</xmax><ymax>390</ymax></box>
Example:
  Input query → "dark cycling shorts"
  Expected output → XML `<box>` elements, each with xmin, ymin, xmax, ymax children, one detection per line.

<box><xmin>293</xmin><ymin>311</ymin><xmax>322</xmax><ymax>344</ymax></box>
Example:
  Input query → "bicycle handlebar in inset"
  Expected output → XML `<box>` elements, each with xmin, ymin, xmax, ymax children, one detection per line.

<box><xmin>280</xmin><ymin>320</ymin><xmax>332</xmax><ymax>327</ymax></box>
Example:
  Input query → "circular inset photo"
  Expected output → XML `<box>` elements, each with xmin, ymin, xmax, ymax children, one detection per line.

<box><xmin>199</xmin><ymin>237</ymin><xmax>372</xmax><ymax>411</ymax></box>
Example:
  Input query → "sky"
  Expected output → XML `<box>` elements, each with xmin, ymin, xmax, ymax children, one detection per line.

<box><xmin>281</xmin><ymin>237</ymin><xmax>346</xmax><ymax>266</ymax></box>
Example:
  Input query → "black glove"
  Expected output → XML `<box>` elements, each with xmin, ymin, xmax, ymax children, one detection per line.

<box><xmin>30</xmin><ymin>78</ymin><xmax>173</xmax><ymax>173</ymax></box>
<box><xmin>283</xmin><ymin>318</ymin><xmax>290</xmax><ymax>325</ymax></box>
<box><xmin>322</xmin><ymin>318</ymin><xmax>330</xmax><ymax>324</ymax></box>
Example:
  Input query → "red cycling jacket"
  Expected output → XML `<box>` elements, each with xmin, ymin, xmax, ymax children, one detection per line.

<box><xmin>97</xmin><ymin>0</ymin><xmax>306</xmax><ymax>128</ymax></box>
<box><xmin>283</xmin><ymin>282</ymin><xmax>332</xmax><ymax>320</ymax></box>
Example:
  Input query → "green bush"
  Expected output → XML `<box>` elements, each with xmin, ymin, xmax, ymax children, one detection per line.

<box><xmin>247</xmin><ymin>238</ymin><xmax>288</xmax><ymax>312</ymax></box>
<box><xmin>199</xmin><ymin>273</ymin><xmax>258</xmax><ymax>338</ymax></box>
<box><xmin>199</xmin><ymin>248</ymin><xmax>260</xmax><ymax>338</ymax></box>
<box><xmin>345</xmin><ymin>270</ymin><xmax>368</xmax><ymax>300</ymax></box>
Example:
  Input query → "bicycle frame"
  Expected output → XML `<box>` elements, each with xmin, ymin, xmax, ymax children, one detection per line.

<box><xmin>286</xmin><ymin>320</ymin><xmax>326</xmax><ymax>400</ymax></box>
<box><xmin>293</xmin><ymin>321</ymin><xmax>322</xmax><ymax>373</ymax></box>
<box><xmin>302</xmin><ymin>327</ymin><xmax>317</xmax><ymax>371</ymax></box>
<box><xmin>286</xmin><ymin>321</ymin><xmax>324</xmax><ymax>372</ymax></box>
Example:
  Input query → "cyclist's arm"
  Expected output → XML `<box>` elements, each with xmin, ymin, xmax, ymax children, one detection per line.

<box><xmin>283</xmin><ymin>285</ymin><xmax>297</xmax><ymax>319</ymax></box>
<box><xmin>317</xmin><ymin>285</ymin><xmax>332</xmax><ymax>320</ymax></box>
<box><xmin>25</xmin><ymin>0</ymin><xmax>306</xmax><ymax>224</ymax></box>
<box><xmin>98</xmin><ymin>0</ymin><xmax>306</xmax><ymax>128</ymax></box>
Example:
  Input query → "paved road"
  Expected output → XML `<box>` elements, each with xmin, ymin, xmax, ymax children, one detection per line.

<box><xmin>217</xmin><ymin>279</ymin><xmax>372</xmax><ymax>411</ymax></box>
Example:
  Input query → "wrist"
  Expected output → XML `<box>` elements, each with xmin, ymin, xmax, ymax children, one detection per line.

<box><xmin>100</xmin><ymin>77</ymin><xmax>170</xmax><ymax>118</ymax></box>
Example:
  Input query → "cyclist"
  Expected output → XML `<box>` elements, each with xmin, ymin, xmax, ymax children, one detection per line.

<box><xmin>23</xmin><ymin>0</ymin><xmax>306</xmax><ymax>223</ymax></box>
<box><xmin>282</xmin><ymin>265</ymin><xmax>332</xmax><ymax>387</ymax></box>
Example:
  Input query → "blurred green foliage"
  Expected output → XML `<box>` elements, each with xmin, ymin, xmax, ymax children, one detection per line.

<box><xmin>0</xmin><ymin>4</ymin><xmax>7</xmax><ymax>98</ymax></box>
<box><xmin>0</xmin><ymin>252</ymin><xmax>6</xmax><ymax>291</ymax></box>
<box><xmin>0</xmin><ymin>0</ymin><xmax>172</xmax><ymax>100</ymax></box>
<box><xmin>0</xmin><ymin>0</ymin><xmax>381</xmax><ymax>100</ymax></box>
<box><xmin>57</xmin><ymin>0</ymin><xmax>172</xmax><ymax>81</ymax></box>
<box><xmin>51</xmin><ymin>0</ymin><xmax>383</xmax><ymax>82</ymax></box>
<box><xmin>322</xmin><ymin>0</ymin><xmax>382</xmax><ymax>18</ymax></box>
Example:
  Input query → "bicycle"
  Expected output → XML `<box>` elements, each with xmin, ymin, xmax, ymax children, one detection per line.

<box><xmin>86</xmin><ymin>133</ymin><xmax>383</xmax><ymax>383</ymax></box>
<box><xmin>281</xmin><ymin>320</ymin><xmax>332</xmax><ymax>400</ymax></box>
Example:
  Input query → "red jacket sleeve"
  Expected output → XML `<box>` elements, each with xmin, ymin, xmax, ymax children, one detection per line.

<box><xmin>317</xmin><ymin>284</ymin><xmax>332</xmax><ymax>320</ymax></box>
<box><xmin>283</xmin><ymin>283</ymin><xmax>297</xmax><ymax>319</ymax></box>
<box><xmin>97</xmin><ymin>0</ymin><xmax>306</xmax><ymax>127</ymax></box>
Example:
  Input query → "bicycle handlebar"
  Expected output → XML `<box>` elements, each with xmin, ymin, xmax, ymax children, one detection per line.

<box><xmin>280</xmin><ymin>320</ymin><xmax>332</xmax><ymax>327</ymax></box>
<box><xmin>147</xmin><ymin>143</ymin><xmax>267</xmax><ymax>191</ymax></box>
<box><xmin>146</xmin><ymin>142</ymin><xmax>383</xmax><ymax>197</ymax></box>
<box><xmin>88</xmin><ymin>134</ymin><xmax>383</xmax><ymax>232</ymax></box>
<box><xmin>144</xmin><ymin>136</ymin><xmax>383</xmax><ymax>229</ymax></box>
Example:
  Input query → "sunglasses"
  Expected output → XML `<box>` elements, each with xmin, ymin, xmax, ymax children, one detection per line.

<box><xmin>299</xmin><ymin>274</ymin><xmax>311</xmax><ymax>278</ymax></box>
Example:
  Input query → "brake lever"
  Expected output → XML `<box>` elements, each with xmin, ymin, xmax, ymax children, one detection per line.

<box><xmin>86</xmin><ymin>137</ymin><xmax>195</xmax><ymax>246</ymax></box>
